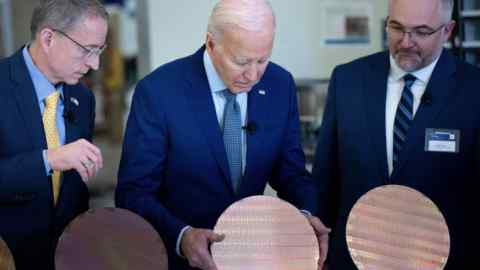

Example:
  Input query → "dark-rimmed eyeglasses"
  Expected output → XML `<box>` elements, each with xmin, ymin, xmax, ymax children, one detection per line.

<box><xmin>53</xmin><ymin>29</ymin><xmax>106</xmax><ymax>59</ymax></box>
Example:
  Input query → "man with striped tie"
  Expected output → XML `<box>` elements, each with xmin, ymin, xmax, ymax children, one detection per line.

<box><xmin>313</xmin><ymin>0</ymin><xmax>474</xmax><ymax>269</ymax></box>
<box><xmin>0</xmin><ymin>1</ymin><xmax>106</xmax><ymax>269</ymax></box>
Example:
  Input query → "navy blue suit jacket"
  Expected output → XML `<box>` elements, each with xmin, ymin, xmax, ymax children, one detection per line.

<box><xmin>0</xmin><ymin>49</ymin><xmax>94</xmax><ymax>270</ymax></box>
<box><xmin>313</xmin><ymin>50</ymin><xmax>475</xmax><ymax>269</ymax></box>
<box><xmin>116</xmin><ymin>46</ymin><xmax>317</xmax><ymax>269</ymax></box>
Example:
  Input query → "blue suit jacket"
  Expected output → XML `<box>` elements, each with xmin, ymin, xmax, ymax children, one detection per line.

<box><xmin>116</xmin><ymin>46</ymin><xmax>317</xmax><ymax>269</ymax></box>
<box><xmin>0</xmin><ymin>49</ymin><xmax>94</xmax><ymax>270</ymax></box>
<box><xmin>313</xmin><ymin>50</ymin><xmax>475</xmax><ymax>269</ymax></box>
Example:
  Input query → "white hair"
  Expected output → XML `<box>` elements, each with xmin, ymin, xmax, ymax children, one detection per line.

<box><xmin>207</xmin><ymin>0</ymin><xmax>276</xmax><ymax>41</ymax></box>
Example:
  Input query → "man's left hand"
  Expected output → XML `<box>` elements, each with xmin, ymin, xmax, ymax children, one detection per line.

<box><xmin>306</xmin><ymin>215</ymin><xmax>331</xmax><ymax>270</ymax></box>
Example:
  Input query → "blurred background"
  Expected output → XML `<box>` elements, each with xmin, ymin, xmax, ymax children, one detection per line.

<box><xmin>0</xmin><ymin>0</ymin><xmax>474</xmax><ymax>208</ymax></box>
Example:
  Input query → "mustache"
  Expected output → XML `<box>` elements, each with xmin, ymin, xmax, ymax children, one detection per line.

<box><xmin>395</xmin><ymin>49</ymin><xmax>420</xmax><ymax>55</ymax></box>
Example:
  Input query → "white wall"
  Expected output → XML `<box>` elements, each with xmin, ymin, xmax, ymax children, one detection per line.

<box><xmin>139</xmin><ymin>0</ymin><xmax>388</xmax><ymax>79</ymax></box>
<box><xmin>138</xmin><ymin>0</ymin><xmax>216</xmax><ymax>77</ymax></box>
<box><xmin>273</xmin><ymin>0</ymin><xmax>388</xmax><ymax>78</ymax></box>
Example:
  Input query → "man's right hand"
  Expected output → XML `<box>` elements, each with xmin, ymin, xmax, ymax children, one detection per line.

<box><xmin>46</xmin><ymin>139</ymin><xmax>103</xmax><ymax>182</ymax></box>
<box><xmin>181</xmin><ymin>227</ymin><xmax>225</xmax><ymax>270</ymax></box>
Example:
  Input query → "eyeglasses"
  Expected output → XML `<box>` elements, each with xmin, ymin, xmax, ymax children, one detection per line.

<box><xmin>386</xmin><ymin>23</ymin><xmax>446</xmax><ymax>41</ymax></box>
<box><xmin>53</xmin><ymin>29</ymin><xmax>106</xmax><ymax>59</ymax></box>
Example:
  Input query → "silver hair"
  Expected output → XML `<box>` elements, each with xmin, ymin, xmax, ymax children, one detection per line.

<box><xmin>440</xmin><ymin>0</ymin><xmax>454</xmax><ymax>21</ymax></box>
<box><xmin>207</xmin><ymin>0</ymin><xmax>276</xmax><ymax>41</ymax></box>
<box><xmin>30</xmin><ymin>0</ymin><xmax>108</xmax><ymax>40</ymax></box>
<box><xmin>388</xmin><ymin>0</ymin><xmax>454</xmax><ymax>22</ymax></box>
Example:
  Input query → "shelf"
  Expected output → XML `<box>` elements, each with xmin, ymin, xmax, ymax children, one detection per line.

<box><xmin>455</xmin><ymin>0</ymin><xmax>480</xmax><ymax>64</ymax></box>
<box><xmin>461</xmin><ymin>10</ymin><xmax>480</xmax><ymax>18</ymax></box>
<box><xmin>461</xmin><ymin>40</ymin><xmax>480</xmax><ymax>48</ymax></box>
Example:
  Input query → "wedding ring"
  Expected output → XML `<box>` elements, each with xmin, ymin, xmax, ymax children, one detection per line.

<box><xmin>83</xmin><ymin>160</ymin><xmax>94</xmax><ymax>169</ymax></box>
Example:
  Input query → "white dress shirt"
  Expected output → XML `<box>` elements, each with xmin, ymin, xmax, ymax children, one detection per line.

<box><xmin>385</xmin><ymin>55</ymin><xmax>440</xmax><ymax>175</ymax></box>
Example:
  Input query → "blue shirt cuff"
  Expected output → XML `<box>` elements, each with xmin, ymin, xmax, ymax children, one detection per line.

<box><xmin>176</xmin><ymin>225</ymin><xmax>192</xmax><ymax>257</ymax></box>
<box><xmin>42</xmin><ymin>150</ymin><xmax>52</xmax><ymax>176</ymax></box>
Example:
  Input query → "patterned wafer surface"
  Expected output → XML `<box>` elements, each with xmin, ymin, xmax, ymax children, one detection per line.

<box><xmin>346</xmin><ymin>185</ymin><xmax>450</xmax><ymax>270</ymax></box>
<box><xmin>212</xmin><ymin>195</ymin><xmax>318</xmax><ymax>270</ymax></box>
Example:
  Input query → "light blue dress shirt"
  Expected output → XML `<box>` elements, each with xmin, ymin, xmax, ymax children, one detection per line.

<box><xmin>203</xmin><ymin>50</ymin><xmax>248</xmax><ymax>172</ymax></box>
<box><xmin>175</xmin><ymin>51</ymin><xmax>250</xmax><ymax>256</ymax></box>
<box><xmin>22</xmin><ymin>46</ymin><xmax>66</xmax><ymax>175</ymax></box>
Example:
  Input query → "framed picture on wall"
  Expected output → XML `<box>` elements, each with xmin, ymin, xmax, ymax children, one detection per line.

<box><xmin>320</xmin><ymin>1</ymin><xmax>373</xmax><ymax>46</ymax></box>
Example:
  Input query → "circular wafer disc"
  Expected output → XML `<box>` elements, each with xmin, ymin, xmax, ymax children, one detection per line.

<box><xmin>0</xmin><ymin>236</ymin><xmax>15</xmax><ymax>270</ymax></box>
<box><xmin>346</xmin><ymin>185</ymin><xmax>450</xmax><ymax>270</ymax></box>
<box><xmin>211</xmin><ymin>195</ymin><xmax>318</xmax><ymax>270</ymax></box>
<box><xmin>55</xmin><ymin>207</ymin><xmax>167</xmax><ymax>270</ymax></box>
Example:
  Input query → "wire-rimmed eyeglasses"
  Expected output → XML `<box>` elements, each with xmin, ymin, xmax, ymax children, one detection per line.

<box><xmin>386</xmin><ymin>23</ymin><xmax>446</xmax><ymax>41</ymax></box>
<box><xmin>53</xmin><ymin>29</ymin><xmax>107</xmax><ymax>59</ymax></box>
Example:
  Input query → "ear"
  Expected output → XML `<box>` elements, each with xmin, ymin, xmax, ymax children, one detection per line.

<box><xmin>38</xmin><ymin>28</ymin><xmax>56</xmax><ymax>52</ymax></box>
<box><xmin>443</xmin><ymin>20</ymin><xmax>456</xmax><ymax>40</ymax></box>
<box><xmin>206</xmin><ymin>32</ymin><xmax>216</xmax><ymax>53</ymax></box>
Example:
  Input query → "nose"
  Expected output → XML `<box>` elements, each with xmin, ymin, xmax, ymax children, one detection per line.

<box><xmin>399</xmin><ymin>31</ymin><xmax>414</xmax><ymax>47</ymax></box>
<box><xmin>244</xmin><ymin>64</ymin><xmax>259</xmax><ymax>82</ymax></box>
<box><xmin>85</xmin><ymin>54</ymin><xmax>100</xmax><ymax>71</ymax></box>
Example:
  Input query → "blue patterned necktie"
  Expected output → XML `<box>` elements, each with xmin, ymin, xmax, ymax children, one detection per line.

<box><xmin>393</xmin><ymin>74</ymin><xmax>416</xmax><ymax>168</ymax></box>
<box><xmin>222</xmin><ymin>89</ymin><xmax>242</xmax><ymax>191</ymax></box>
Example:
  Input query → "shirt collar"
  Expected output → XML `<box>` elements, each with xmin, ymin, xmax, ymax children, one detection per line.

<box><xmin>22</xmin><ymin>46</ymin><xmax>64</xmax><ymax>103</ymax></box>
<box><xmin>203</xmin><ymin>50</ymin><xmax>227</xmax><ymax>94</ymax></box>
<box><xmin>389</xmin><ymin>53</ymin><xmax>440</xmax><ymax>85</ymax></box>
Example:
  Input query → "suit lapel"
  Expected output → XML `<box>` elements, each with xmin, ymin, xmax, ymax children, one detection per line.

<box><xmin>392</xmin><ymin>50</ymin><xmax>456</xmax><ymax>179</ymax></box>
<box><xmin>242</xmin><ymin>83</ymin><xmax>268</xmax><ymax>183</ymax></box>
<box><xmin>185</xmin><ymin>48</ymin><xmax>233</xmax><ymax>193</ymax></box>
<box><xmin>10</xmin><ymin>49</ymin><xmax>47</xmax><ymax>150</ymax></box>
<box><xmin>364</xmin><ymin>52</ymin><xmax>390</xmax><ymax>183</ymax></box>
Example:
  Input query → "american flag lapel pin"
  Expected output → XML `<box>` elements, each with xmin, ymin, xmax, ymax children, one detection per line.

<box><xmin>70</xmin><ymin>97</ymin><xmax>79</xmax><ymax>106</ymax></box>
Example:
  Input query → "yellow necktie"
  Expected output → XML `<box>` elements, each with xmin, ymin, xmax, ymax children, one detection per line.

<box><xmin>43</xmin><ymin>91</ymin><xmax>62</xmax><ymax>205</ymax></box>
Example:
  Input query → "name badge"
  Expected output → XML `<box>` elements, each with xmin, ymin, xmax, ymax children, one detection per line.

<box><xmin>425</xmin><ymin>129</ymin><xmax>460</xmax><ymax>153</ymax></box>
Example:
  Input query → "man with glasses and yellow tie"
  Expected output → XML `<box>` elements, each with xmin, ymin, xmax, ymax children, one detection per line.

<box><xmin>313</xmin><ymin>0</ymin><xmax>474</xmax><ymax>268</ymax></box>
<box><xmin>0</xmin><ymin>0</ymin><xmax>107</xmax><ymax>269</ymax></box>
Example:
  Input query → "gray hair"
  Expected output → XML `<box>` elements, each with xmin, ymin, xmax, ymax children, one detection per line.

<box><xmin>388</xmin><ymin>0</ymin><xmax>454</xmax><ymax>22</ymax></box>
<box><xmin>440</xmin><ymin>0</ymin><xmax>454</xmax><ymax>21</ymax></box>
<box><xmin>30</xmin><ymin>0</ymin><xmax>108</xmax><ymax>40</ymax></box>
<box><xmin>207</xmin><ymin>0</ymin><xmax>276</xmax><ymax>41</ymax></box>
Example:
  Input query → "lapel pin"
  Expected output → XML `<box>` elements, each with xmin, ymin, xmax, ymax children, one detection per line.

<box><xmin>70</xmin><ymin>97</ymin><xmax>79</xmax><ymax>106</ymax></box>
<box><xmin>258</xmin><ymin>89</ymin><xmax>266</xmax><ymax>95</ymax></box>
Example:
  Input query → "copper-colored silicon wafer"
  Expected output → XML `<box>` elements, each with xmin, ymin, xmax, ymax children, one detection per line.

<box><xmin>0</xmin><ymin>236</ymin><xmax>15</xmax><ymax>270</ymax></box>
<box><xmin>212</xmin><ymin>195</ymin><xmax>319</xmax><ymax>270</ymax></box>
<box><xmin>346</xmin><ymin>185</ymin><xmax>450</xmax><ymax>270</ymax></box>
<box><xmin>55</xmin><ymin>207</ymin><xmax>167</xmax><ymax>270</ymax></box>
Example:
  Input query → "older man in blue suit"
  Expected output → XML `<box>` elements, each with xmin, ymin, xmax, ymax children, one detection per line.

<box><xmin>0</xmin><ymin>1</ymin><xmax>106</xmax><ymax>269</ymax></box>
<box><xmin>116</xmin><ymin>0</ymin><xmax>330</xmax><ymax>269</ymax></box>
<box><xmin>313</xmin><ymin>0</ymin><xmax>474</xmax><ymax>269</ymax></box>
